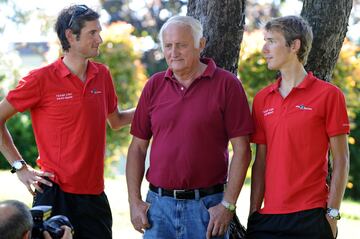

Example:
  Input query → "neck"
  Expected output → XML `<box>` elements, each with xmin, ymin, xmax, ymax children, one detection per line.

<box><xmin>173</xmin><ymin>62</ymin><xmax>207</xmax><ymax>88</ymax></box>
<box><xmin>278</xmin><ymin>63</ymin><xmax>307</xmax><ymax>97</ymax></box>
<box><xmin>62</xmin><ymin>53</ymin><xmax>88</xmax><ymax>82</ymax></box>
<box><xmin>280</xmin><ymin>63</ymin><xmax>307</xmax><ymax>88</ymax></box>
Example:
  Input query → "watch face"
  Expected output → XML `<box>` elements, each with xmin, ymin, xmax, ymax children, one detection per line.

<box><xmin>229</xmin><ymin>205</ymin><xmax>236</xmax><ymax>211</ymax></box>
<box><xmin>13</xmin><ymin>161</ymin><xmax>23</xmax><ymax>169</ymax></box>
<box><xmin>329</xmin><ymin>209</ymin><xmax>339</xmax><ymax>217</ymax></box>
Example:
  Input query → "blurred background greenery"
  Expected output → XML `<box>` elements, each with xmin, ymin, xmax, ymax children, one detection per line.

<box><xmin>0</xmin><ymin>0</ymin><xmax>360</xmax><ymax>202</ymax></box>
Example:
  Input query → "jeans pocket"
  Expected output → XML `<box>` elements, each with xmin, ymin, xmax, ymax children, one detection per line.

<box><xmin>199</xmin><ymin>192</ymin><xmax>223</xmax><ymax>211</ymax></box>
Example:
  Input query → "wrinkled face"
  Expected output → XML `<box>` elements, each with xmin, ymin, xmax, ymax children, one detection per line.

<box><xmin>70</xmin><ymin>20</ymin><xmax>103</xmax><ymax>58</ymax></box>
<box><xmin>162</xmin><ymin>23</ymin><xmax>202</xmax><ymax>74</ymax></box>
<box><xmin>262</xmin><ymin>30</ymin><xmax>293</xmax><ymax>70</ymax></box>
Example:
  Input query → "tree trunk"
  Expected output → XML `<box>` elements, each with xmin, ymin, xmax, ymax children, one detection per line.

<box><xmin>187</xmin><ymin>0</ymin><xmax>246</xmax><ymax>74</ymax></box>
<box><xmin>301</xmin><ymin>0</ymin><xmax>352</xmax><ymax>82</ymax></box>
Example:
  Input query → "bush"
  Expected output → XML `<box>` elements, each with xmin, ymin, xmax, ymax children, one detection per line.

<box><xmin>95</xmin><ymin>22</ymin><xmax>147</xmax><ymax>176</ymax></box>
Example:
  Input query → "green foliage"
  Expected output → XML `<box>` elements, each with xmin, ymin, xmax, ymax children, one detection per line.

<box><xmin>238</xmin><ymin>51</ymin><xmax>277</xmax><ymax>104</ymax></box>
<box><xmin>0</xmin><ymin>113</ymin><xmax>38</xmax><ymax>169</ymax></box>
<box><xmin>332</xmin><ymin>40</ymin><xmax>360</xmax><ymax>200</ymax></box>
<box><xmin>238</xmin><ymin>31</ymin><xmax>277</xmax><ymax>104</ymax></box>
<box><xmin>95</xmin><ymin>22</ymin><xmax>147</xmax><ymax>175</ymax></box>
<box><xmin>347</xmin><ymin>111</ymin><xmax>360</xmax><ymax>200</ymax></box>
<box><xmin>0</xmin><ymin>50</ymin><xmax>38</xmax><ymax>169</ymax></box>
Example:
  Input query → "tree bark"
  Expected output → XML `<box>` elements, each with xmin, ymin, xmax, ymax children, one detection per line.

<box><xmin>301</xmin><ymin>0</ymin><xmax>353</xmax><ymax>82</ymax></box>
<box><xmin>187</xmin><ymin>0</ymin><xmax>246</xmax><ymax>74</ymax></box>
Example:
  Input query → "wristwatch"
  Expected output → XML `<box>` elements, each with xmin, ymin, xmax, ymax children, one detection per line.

<box><xmin>326</xmin><ymin>208</ymin><xmax>341</xmax><ymax>220</ymax></box>
<box><xmin>10</xmin><ymin>160</ymin><xmax>27</xmax><ymax>174</ymax></box>
<box><xmin>221</xmin><ymin>200</ymin><xmax>236</xmax><ymax>212</ymax></box>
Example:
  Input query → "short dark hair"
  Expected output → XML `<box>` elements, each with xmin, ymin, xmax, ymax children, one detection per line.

<box><xmin>265</xmin><ymin>15</ymin><xmax>313</xmax><ymax>64</ymax></box>
<box><xmin>0</xmin><ymin>200</ymin><xmax>33</xmax><ymax>239</ymax></box>
<box><xmin>55</xmin><ymin>4</ymin><xmax>100</xmax><ymax>52</ymax></box>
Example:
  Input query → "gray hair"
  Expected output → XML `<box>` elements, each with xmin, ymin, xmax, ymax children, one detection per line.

<box><xmin>0</xmin><ymin>200</ymin><xmax>33</xmax><ymax>239</ymax></box>
<box><xmin>158</xmin><ymin>15</ymin><xmax>203</xmax><ymax>51</ymax></box>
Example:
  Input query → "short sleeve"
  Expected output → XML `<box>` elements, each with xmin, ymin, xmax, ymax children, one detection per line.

<box><xmin>224</xmin><ymin>76</ymin><xmax>254</xmax><ymax>139</ymax></box>
<box><xmin>325</xmin><ymin>87</ymin><xmax>350</xmax><ymax>137</ymax></box>
<box><xmin>130</xmin><ymin>80</ymin><xmax>153</xmax><ymax>140</ymax></box>
<box><xmin>250</xmin><ymin>94</ymin><xmax>267</xmax><ymax>144</ymax></box>
<box><xmin>6</xmin><ymin>74</ymin><xmax>41</xmax><ymax>112</ymax></box>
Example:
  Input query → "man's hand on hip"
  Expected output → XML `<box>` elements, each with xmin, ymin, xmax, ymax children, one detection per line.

<box><xmin>16</xmin><ymin>165</ymin><xmax>54</xmax><ymax>195</ymax></box>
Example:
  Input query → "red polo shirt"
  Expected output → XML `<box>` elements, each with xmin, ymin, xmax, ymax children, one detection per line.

<box><xmin>7</xmin><ymin>58</ymin><xmax>118</xmax><ymax>194</ymax></box>
<box><xmin>131</xmin><ymin>58</ymin><xmax>253</xmax><ymax>189</ymax></box>
<box><xmin>251</xmin><ymin>72</ymin><xmax>350</xmax><ymax>214</ymax></box>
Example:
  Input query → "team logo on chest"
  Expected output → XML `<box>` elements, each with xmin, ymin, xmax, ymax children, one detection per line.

<box><xmin>263</xmin><ymin>108</ymin><xmax>274</xmax><ymax>116</ymax></box>
<box><xmin>56</xmin><ymin>92</ymin><xmax>73</xmax><ymax>101</ymax></box>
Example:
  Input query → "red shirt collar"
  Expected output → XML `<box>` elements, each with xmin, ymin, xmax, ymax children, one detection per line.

<box><xmin>54</xmin><ymin>57</ymin><xmax>99</xmax><ymax>81</ymax></box>
<box><xmin>269</xmin><ymin>71</ymin><xmax>316</xmax><ymax>93</ymax></box>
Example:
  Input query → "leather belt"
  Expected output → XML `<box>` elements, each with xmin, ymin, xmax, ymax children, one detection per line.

<box><xmin>149</xmin><ymin>183</ymin><xmax>224</xmax><ymax>200</ymax></box>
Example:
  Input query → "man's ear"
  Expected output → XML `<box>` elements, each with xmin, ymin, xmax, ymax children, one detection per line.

<box><xmin>199</xmin><ymin>37</ymin><xmax>206</xmax><ymax>51</ymax></box>
<box><xmin>291</xmin><ymin>39</ymin><xmax>301</xmax><ymax>53</ymax></box>
<box><xmin>65</xmin><ymin>29</ymin><xmax>75</xmax><ymax>44</ymax></box>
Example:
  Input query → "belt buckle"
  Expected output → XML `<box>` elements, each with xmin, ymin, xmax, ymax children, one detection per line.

<box><xmin>173</xmin><ymin>189</ymin><xmax>186</xmax><ymax>199</ymax></box>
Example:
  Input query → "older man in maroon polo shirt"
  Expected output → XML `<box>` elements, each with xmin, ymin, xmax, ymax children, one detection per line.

<box><xmin>126</xmin><ymin>15</ymin><xmax>253</xmax><ymax>239</ymax></box>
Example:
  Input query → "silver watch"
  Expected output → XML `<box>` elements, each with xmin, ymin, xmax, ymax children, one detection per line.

<box><xmin>11</xmin><ymin>160</ymin><xmax>27</xmax><ymax>174</ymax></box>
<box><xmin>326</xmin><ymin>208</ymin><xmax>341</xmax><ymax>220</ymax></box>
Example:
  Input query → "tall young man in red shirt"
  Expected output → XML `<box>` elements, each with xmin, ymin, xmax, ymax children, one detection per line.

<box><xmin>0</xmin><ymin>5</ymin><xmax>134</xmax><ymax>238</ymax></box>
<box><xmin>247</xmin><ymin>16</ymin><xmax>350</xmax><ymax>239</ymax></box>
<box><xmin>126</xmin><ymin>16</ymin><xmax>253</xmax><ymax>239</ymax></box>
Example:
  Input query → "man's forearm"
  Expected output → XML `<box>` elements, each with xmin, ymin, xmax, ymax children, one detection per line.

<box><xmin>0</xmin><ymin>123</ymin><xmax>23</xmax><ymax>164</ymax></box>
<box><xmin>327</xmin><ymin>135</ymin><xmax>350</xmax><ymax>210</ymax></box>
<box><xmin>126</xmin><ymin>138</ymin><xmax>148</xmax><ymax>203</ymax></box>
<box><xmin>249</xmin><ymin>144</ymin><xmax>266</xmax><ymax>214</ymax></box>
<box><xmin>108</xmin><ymin>108</ymin><xmax>135</xmax><ymax>130</ymax></box>
<box><xmin>327</xmin><ymin>156</ymin><xmax>349</xmax><ymax>209</ymax></box>
<box><xmin>223</xmin><ymin>136</ymin><xmax>251</xmax><ymax>204</ymax></box>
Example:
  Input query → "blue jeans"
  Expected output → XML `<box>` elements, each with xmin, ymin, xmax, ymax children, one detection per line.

<box><xmin>144</xmin><ymin>190</ymin><xmax>229</xmax><ymax>239</ymax></box>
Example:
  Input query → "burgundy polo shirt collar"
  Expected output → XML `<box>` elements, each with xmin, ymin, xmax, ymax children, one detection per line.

<box><xmin>268</xmin><ymin>71</ymin><xmax>316</xmax><ymax>94</ymax></box>
<box><xmin>164</xmin><ymin>57</ymin><xmax>217</xmax><ymax>81</ymax></box>
<box><xmin>54</xmin><ymin>57</ymin><xmax>99</xmax><ymax>82</ymax></box>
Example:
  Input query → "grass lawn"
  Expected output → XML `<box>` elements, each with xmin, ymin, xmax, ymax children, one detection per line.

<box><xmin>1</xmin><ymin>170</ymin><xmax>359</xmax><ymax>238</ymax></box>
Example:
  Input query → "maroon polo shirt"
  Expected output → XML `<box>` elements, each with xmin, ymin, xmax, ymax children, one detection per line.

<box><xmin>131</xmin><ymin>58</ymin><xmax>253</xmax><ymax>189</ymax></box>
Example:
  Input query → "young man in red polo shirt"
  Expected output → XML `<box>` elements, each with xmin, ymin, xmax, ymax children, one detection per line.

<box><xmin>126</xmin><ymin>16</ymin><xmax>253</xmax><ymax>239</ymax></box>
<box><xmin>0</xmin><ymin>5</ymin><xmax>134</xmax><ymax>239</ymax></box>
<box><xmin>247</xmin><ymin>16</ymin><xmax>350</xmax><ymax>239</ymax></box>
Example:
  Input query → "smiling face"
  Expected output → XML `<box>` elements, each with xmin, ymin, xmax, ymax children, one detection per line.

<box><xmin>162</xmin><ymin>23</ymin><xmax>204</xmax><ymax>75</ymax></box>
<box><xmin>69</xmin><ymin>19</ymin><xmax>103</xmax><ymax>58</ymax></box>
<box><xmin>262</xmin><ymin>30</ymin><xmax>297</xmax><ymax>71</ymax></box>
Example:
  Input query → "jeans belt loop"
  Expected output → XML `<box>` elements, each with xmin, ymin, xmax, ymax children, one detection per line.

<box><xmin>158</xmin><ymin>187</ymin><xmax>163</xmax><ymax>197</ymax></box>
<box><xmin>194</xmin><ymin>189</ymin><xmax>200</xmax><ymax>200</ymax></box>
